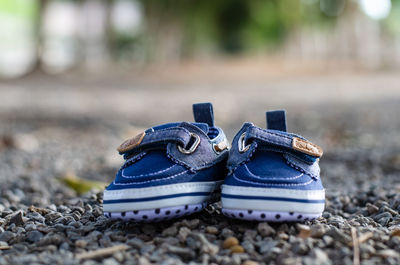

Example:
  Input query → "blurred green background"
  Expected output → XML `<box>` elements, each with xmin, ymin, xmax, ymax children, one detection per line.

<box><xmin>0</xmin><ymin>0</ymin><xmax>399</xmax><ymax>77</ymax></box>
<box><xmin>0</xmin><ymin>0</ymin><xmax>400</xmax><ymax>193</ymax></box>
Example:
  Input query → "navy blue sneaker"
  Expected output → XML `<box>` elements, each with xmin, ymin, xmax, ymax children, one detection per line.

<box><xmin>103</xmin><ymin>103</ymin><xmax>229</xmax><ymax>222</ymax></box>
<box><xmin>221</xmin><ymin>110</ymin><xmax>325</xmax><ymax>222</ymax></box>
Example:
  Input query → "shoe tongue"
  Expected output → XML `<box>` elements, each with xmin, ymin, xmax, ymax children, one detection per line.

<box><xmin>266</xmin><ymin>110</ymin><xmax>287</xmax><ymax>132</ymax></box>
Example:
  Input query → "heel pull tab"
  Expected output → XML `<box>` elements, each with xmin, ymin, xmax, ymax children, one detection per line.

<box><xmin>193</xmin><ymin>103</ymin><xmax>214</xmax><ymax>127</ymax></box>
<box><xmin>266</xmin><ymin>110</ymin><xmax>287</xmax><ymax>132</ymax></box>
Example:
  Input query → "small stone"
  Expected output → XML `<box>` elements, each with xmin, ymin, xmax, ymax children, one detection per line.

<box><xmin>138</xmin><ymin>257</ymin><xmax>151</xmax><ymax>265</ymax></box>
<box><xmin>259</xmin><ymin>239</ymin><xmax>277</xmax><ymax>254</ymax></box>
<box><xmin>205</xmin><ymin>226</ymin><xmax>218</xmax><ymax>235</ymax></box>
<box><xmin>0</xmin><ymin>231</ymin><xmax>15</xmax><ymax>242</ymax></box>
<box><xmin>271</xmin><ymin>247</ymin><xmax>282</xmax><ymax>254</ymax></box>
<box><xmin>178</xmin><ymin>227</ymin><xmax>191</xmax><ymax>242</ymax></box>
<box><xmin>103</xmin><ymin>258</ymin><xmax>119</xmax><ymax>265</ymax></box>
<box><xmin>28</xmin><ymin>206</ymin><xmax>50</xmax><ymax>216</ymax></box>
<box><xmin>59</xmin><ymin>242</ymin><xmax>70</xmax><ymax>251</ymax></box>
<box><xmin>311</xmin><ymin>224</ymin><xmax>328</xmax><ymax>238</ymax></box>
<box><xmin>376</xmin><ymin>249</ymin><xmax>400</xmax><ymax>258</ymax></box>
<box><xmin>322</xmin><ymin>235</ymin><xmax>334</xmax><ymax>246</ymax></box>
<box><xmin>280</xmin><ymin>257</ymin><xmax>301</xmax><ymax>265</ymax></box>
<box><xmin>221</xmin><ymin>228</ymin><xmax>234</xmax><ymax>238</ymax></box>
<box><xmin>359</xmin><ymin>243</ymin><xmax>375</xmax><ymax>258</ymax></box>
<box><xmin>327</xmin><ymin>227</ymin><xmax>351</xmax><ymax>244</ymax></box>
<box><xmin>223</xmin><ymin>237</ymin><xmax>239</xmax><ymax>249</ymax></box>
<box><xmin>297</xmin><ymin>224</ymin><xmax>311</xmax><ymax>238</ymax></box>
<box><xmin>9</xmin><ymin>212</ymin><xmax>24</xmax><ymax>226</ymax></box>
<box><xmin>230</xmin><ymin>245</ymin><xmax>245</xmax><ymax>253</ymax></box>
<box><xmin>75</xmin><ymin>240</ymin><xmax>88</xmax><ymax>248</ymax></box>
<box><xmin>37</xmin><ymin>234</ymin><xmax>63</xmax><ymax>247</ymax></box>
<box><xmin>242</xmin><ymin>261</ymin><xmax>259</xmax><ymax>265</ymax></box>
<box><xmin>26</xmin><ymin>231</ymin><xmax>44</xmax><ymax>243</ymax></box>
<box><xmin>366</xmin><ymin>203</ymin><xmax>379</xmax><ymax>214</ymax></box>
<box><xmin>47</xmin><ymin>204</ymin><xmax>57</xmax><ymax>211</ymax></box>
<box><xmin>391</xmin><ymin>229</ymin><xmax>400</xmax><ymax>237</ymax></box>
<box><xmin>378</xmin><ymin>217</ymin><xmax>391</xmax><ymax>226</ymax></box>
<box><xmin>190</xmin><ymin>232</ymin><xmax>219</xmax><ymax>255</ymax></box>
<box><xmin>45</xmin><ymin>212</ymin><xmax>63</xmax><ymax>222</ymax></box>
<box><xmin>24</xmin><ymin>223</ymin><xmax>37</xmax><ymax>232</ymax></box>
<box><xmin>373</xmin><ymin>212</ymin><xmax>392</xmax><ymax>221</ymax></box>
<box><xmin>167</xmin><ymin>246</ymin><xmax>195</xmax><ymax>259</ymax></box>
<box><xmin>292</xmin><ymin>242</ymin><xmax>308</xmax><ymax>255</ymax></box>
<box><xmin>181</xmin><ymin>219</ymin><xmax>200</xmax><ymax>229</ymax></box>
<box><xmin>162</xmin><ymin>226</ymin><xmax>177</xmax><ymax>237</ymax></box>
<box><xmin>28</xmin><ymin>212</ymin><xmax>46</xmax><ymax>223</ymax></box>
<box><xmin>311</xmin><ymin>248</ymin><xmax>332</xmax><ymax>265</ymax></box>
<box><xmin>241</xmin><ymin>240</ymin><xmax>255</xmax><ymax>253</ymax></box>
<box><xmin>112</xmin><ymin>251</ymin><xmax>124</xmax><ymax>263</ymax></box>
<box><xmin>382</xmin><ymin>206</ymin><xmax>398</xmax><ymax>216</ymax></box>
<box><xmin>257</xmin><ymin>223</ymin><xmax>275</xmax><ymax>237</ymax></box>
<box><xmin>140</xmin><ymin>244</ymin><xmax>155</xmax><ymax>255</ymax></box>
<box><xmin>126</xmin><ymin>238</ymin><xmax>143</xmax><ymax>249</ymax></box>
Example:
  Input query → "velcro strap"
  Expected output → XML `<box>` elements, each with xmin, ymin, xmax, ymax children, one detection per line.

<box><xmin>117</xmin><ymin>127</ymin><xmax>192</xmax><ymax>154</ymax></box>
<box><xmin>245</xmin><ymin>126</ymin><xmax>323</xmax><ymax>157</ymax></box>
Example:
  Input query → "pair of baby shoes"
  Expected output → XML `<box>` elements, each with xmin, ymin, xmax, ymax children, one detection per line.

<box><xmin>103</xmin><ymin>103</ymin><xmax>325</xmax><ymax>222</ymax></box>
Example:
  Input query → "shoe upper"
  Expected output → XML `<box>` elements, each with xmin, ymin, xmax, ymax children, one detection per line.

<box><xmin>225</xmin><ymin>110</ymin><xmax>324</xmax><ymax>191</ymax></box>
<box><xmin>106</xmin><ymin>103</ymin><xmax>229</xmax><ymax>191</ymax></box>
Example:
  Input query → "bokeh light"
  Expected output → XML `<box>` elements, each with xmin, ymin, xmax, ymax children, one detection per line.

<box><xmin>359</xmin><ymin>0</ymin><xmax>392</xmax><ymax>20</ymax></box>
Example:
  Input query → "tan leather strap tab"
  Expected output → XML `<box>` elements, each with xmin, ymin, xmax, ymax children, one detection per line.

<box><xmin>292</xmin><ymin>137</ymin><xmax>323</xmax><ymax>157</ymax></box>
<box><xmin>213</xmin><ymin>139</ymin><xmax>229</xmax><ymax>152</ymax></box>
<box><xmin>117</xmin><ymin>132</ymin><xmax>146</xmax><ymax>153</ymax></box>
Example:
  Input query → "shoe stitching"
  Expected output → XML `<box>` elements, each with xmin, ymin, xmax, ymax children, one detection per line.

<box><xmin>232</xmin><ymin>173</ymin><xmax>314</xmax><ymax>187</ymax></box>
<box><xmin>252</xmin><ymin>127</ymin><xmax>292</xmax><ymax>140</ymax></box>
<box><xmin>121</xmin><ymin>152</ymin><xmax>147</xmax><ymax>169</ymax></box>
<box><xmin>284</xmin><ymin>156</ymin><xmax>319</xmax><ymax>179</ymax></box>
<box><xmin>113</xmin><ymin>169</ymin><xmax>189</xmax><ymax>185</ymax></box>
<box><xmin>243</xmin><ymin>164</ymin><xmax>304</xmax><ymax>180</ymax></box>
<box><xmin>121</xmin><ymin>164</ymin><xmax>176</xmax><ymax>179</ymax></box>
<box><xmin>227</xmin><ymin>141</ymin><xmax>258</xmax><ymax>173</ymax></box>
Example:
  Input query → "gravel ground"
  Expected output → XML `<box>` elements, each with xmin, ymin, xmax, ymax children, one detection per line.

<box><xmin>0</xmin><ymin>72</ymin><xmax>400</xmax><ymax>265</ymax></box>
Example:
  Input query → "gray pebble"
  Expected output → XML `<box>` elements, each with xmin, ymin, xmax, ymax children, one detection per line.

<box><xmin>8</xmin><ymin>212</ymin><xmax>24</xmax><ymax>226</ymax></box>
<box><xmin>162</xmin><ymin>226</ymin><xmax>178</xmax><ymax>237</ymax></box>
<box><xmin>103</xmin><ymin>258</ymin><xmax>120</xmax><ymax>265</ymax></box>
<box><xmin>257</xmin><ymin>223</ymin><xmax>275</xmax><ymax>237</ymax></box>
<box><xmin>373</xmin><ymin>212</ymin><xmax>392</xmax><ymax>221</ymax></box>
<box><xmin>258</xmin><ymin>239</ymin><xmax>277</xmax><ymax>254</ymax></box>
<box><xmin>167</xmin><ymin>245</ymin><xmax>195</xmax><ymax>259</ymax></box>
<box><xmin>311</xmin><ymin>248</ymin><xmax>332</xmax><ymax>265</ymax></box>
<box><xmin>0</xmin><ymin>231</ymin><xmax>15</xmax><ymax>242</ymax></box>
<box><xmin>26</xmin><ymin>231</ymin><xmax>44</xmax><ymax>243</ymax></box>
<box><xmin>366</xmin><ymin>203</ymin><xmax>379</xmax><ymax>214</ymax></box>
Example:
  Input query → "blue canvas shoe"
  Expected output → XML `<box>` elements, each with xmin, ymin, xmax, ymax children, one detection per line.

<box><xmin>103</xmin><ymin>103</ymin><xmax>229</xmax><ymax>222</ymax></box>
<box><xmin>221</xmin><ymin>110</ymin><xmax>325</xmax><ymax>222</ymax></box>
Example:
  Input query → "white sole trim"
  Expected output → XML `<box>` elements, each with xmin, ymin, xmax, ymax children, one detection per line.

<box><xmin>221</xmin><ymin>185</ymin><xmax>325</xmax><ymax>214</ymax></box>
<box><xmin>103</xmin><ymin>181</ymin><xmax>222</xmax><ymax>212</ymax></box>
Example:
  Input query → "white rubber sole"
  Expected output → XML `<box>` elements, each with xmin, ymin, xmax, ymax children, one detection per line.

<box><xmin>103</xmin><ymin>181</ymin><xmax>222</xmax><ymax>222</ymax></box>
<box><xmin>221</xmin><ymin>185</ymin><xmax>325</xmax><ymax>222</ymax></box>
<box><xmin>104</xmin><ymin>203</ymin><xmax>208</xmax><ymax>222</ymax></box>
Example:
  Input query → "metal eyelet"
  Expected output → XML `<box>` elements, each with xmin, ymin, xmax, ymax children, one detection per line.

<box><xmin>178</xmin><ymin>133</ymin><xmax>200</xmax><ymax>154</ymax></box>
<box><xmin>238</xmin><ymin>132</ymin><xmax>251</xmax><ymax>153</ymax></box>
